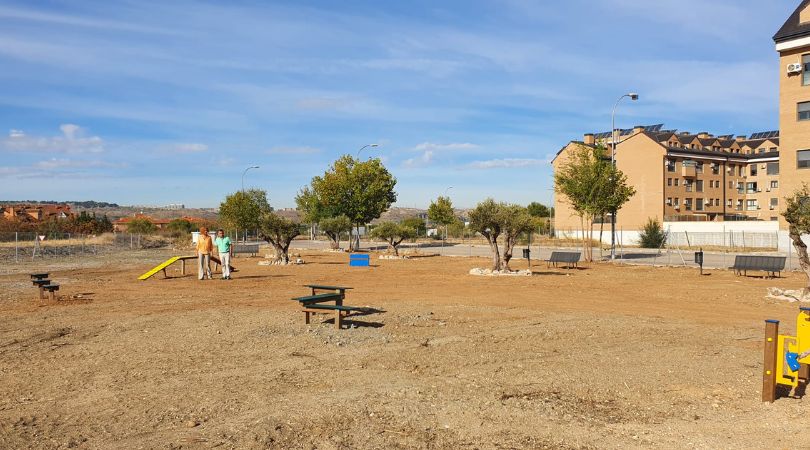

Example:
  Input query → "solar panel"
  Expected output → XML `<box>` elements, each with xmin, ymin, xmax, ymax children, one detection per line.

<box><xmin>644</xmin><ymin>124</ymin><xmax>664</xmax><ymax>132</ymax></box>
<box><xmin>749</xmin><ymin>130</ymin><xmax>779</xmax><ymax>140</ymax></box>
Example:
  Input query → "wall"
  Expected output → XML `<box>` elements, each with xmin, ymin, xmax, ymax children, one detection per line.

<box><xmin>614</xmin><ymin>133</ymin><xmax>665</xmax><ymax>229</ymax></box>
<box><xmin>778</xmin><ymin>45</ymin><xmax>810</xmax><ymax>230</ymax></box>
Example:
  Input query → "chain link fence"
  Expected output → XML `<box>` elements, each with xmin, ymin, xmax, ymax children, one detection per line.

<box><xmin>0</xmin><ymin>232</ymin><xmax>174</xmax><ymax>263</ymax></box>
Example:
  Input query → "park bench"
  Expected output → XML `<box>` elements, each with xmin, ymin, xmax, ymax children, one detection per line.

<box><xmin>545</xmin><ymin>251</ymin><xmax>581</xmax><ymax>269</ymax></box>
<box><xmin>42</xmin><ymin>284</ymin><xmax>60</xmax><ymax>301</ymax></box>
<box><xmin>232</xmin><ymin>243</ymin><xmax>260</xmax><ymax>257</ymax></box>
<box><xmin>30</xmin><ymin>272</ymin><xmax>49</xmax><ymax>281</ymax></box>
<box><xmin>292</xmin><ymin>285</ymin><xmax>361</xmax><ymax>329</ymax></box>
<box><xmin>730</xmin><ymin>255</ymin><xmax>786</xmax><ymax>278</ymax></box>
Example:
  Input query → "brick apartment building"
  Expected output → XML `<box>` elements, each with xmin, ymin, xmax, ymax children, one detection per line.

<box><xmin>552</xmin><ymin>126</ymin><xmax>782</xmax><ymax>232</ymax></box>
<box><xmin>552</xmin><ymin>1</ymin><xmax>810</xmax><ymax>248</ymax></box>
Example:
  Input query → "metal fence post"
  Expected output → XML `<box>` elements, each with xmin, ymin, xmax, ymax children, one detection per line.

<box><xmin>15</xmin><ymin>232</ymin><xmax>18</xmax><ymax>263</ymax></box>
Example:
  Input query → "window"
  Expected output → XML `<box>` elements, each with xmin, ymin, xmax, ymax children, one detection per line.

<box><xmin>750</xmin><ymin>164</ymin><xmax>758</xmax><ymax>176</ymax></box>
<box><xmin>675</xmin><ymin>178</ymin><xmax>679</xmax><ymax>187</ymax></box>
<box><xmin>696</xmin><ymin>180</ymin><xmax>703</xmax><ymax>192</ymax></box>
<box><xmin>667</xmin><ymin>178</ymin><xmax>672</xmax><ymax>186</ymax></box>
<box><xmin>711</xmin><ymin>163</ymin><xmax>719</xmax><ymax>175</ymax></box>
<box><xmin>758</xmin><ymin>148</ymin><xmax>766</xmax><ymax>154</ymax></box>
<box><xmin>746</xmin><ymin>182</ymin><xmax>757</xmax><ymax>193</ymax></box>
<box><xmin>666</xmin><ymin>197</ymin><xmax>672</xmax><ymax>206</ymax></box>
<box><xmin>684</xmin><ymin>198</ymin><xmax>693</xmax><ymax>211</ymax></box>
<box><xmin>728</xmin><ymin>181</ymin><xmax>734</xmax><ymax>189</ymax></box>
<box><xmin>737</xmin><ymin>182</ymin><xmax>744</xmax><ymax>193</ymax></box>
<box><xmin>770</xmin><ymin>147</ymin><xmax>777</xmax><ymax>152</ymax></box>
<box><xmin>696</xmin><ymin>162</ymin><xmax>703</xmax><ymax>173</ymax></box>
<box><xmin>666</xmin><ymin>159</ymin><xmax>676</xmax><ymax>172</ymax></box>
<box><xmin>767</xmin><ymin>162</ymin><xmax>779</xmax><ymax>175</ymax></box>
<box><xmin>804</xmin><ymin>53</ymin><xmax>810</xmax><ymax>85</ymax></box>
<box><xmin>736</xmin><ymin>200</ymin><xmax>743</xmax><ymax>211</ymax></box>
<box><xmin>747</xmin><ymin>199</ymin><xmax>758</xmax><ymax>211</ymax></box>
<box><xmin>770</xmin><ymin>198</ymin><xmax>779</xmax><ymax>210</ymax></box>
<box><xmin>685</xmin><ymin>180</ymin><xmax>693</xmax><ymax>192</ymax></box>
<box><xmin>674</xmin><ymin>198</ymin><xmax>680</xmax><ymax>208</ymax></box>
<box><xmin>727</xmin><ymin>199</ymin><xmax>732</xmax><ymax>208</ymax></box>
<box><xmin>771</xmin><ymin>180</ymin><xmax>779</xmax><ymax>189</ymax></box>
<box><xmin>739</xmin><ymin>166</ymin><xmax>744</xmax><ymax>176</ymax></box>
<box><xmin>696</xmin><ymin>198</ymin><xmax>704</xmax><ymax>211</ymax></box>
<box><xmin>716</xmin><ymin>198</ymin><xmax>720</xmax><ymax>206</ymax></box>
<box><xmin>799</xmin><ymin>102</ymin><xmax>810</xmax><ymax>121</ymax></box>
<box><xmin>799</xmin><ymin>150</ymin><xmax>810</xmax><ymax>168</ymax></box>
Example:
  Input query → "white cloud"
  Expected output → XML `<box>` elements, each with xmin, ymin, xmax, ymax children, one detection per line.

<box><xmin>1</xmin><ymin>124</ymin><xmax>104</xmax><ymax>154</ymax></box>
<box><xmin>402</xmin><ymin>150</ymin><xmax>434</xmax><ymax>168</ymax></box>
<box><xmin>266</xmin><ymin>145</ymin><xmax>320</xmax><ymax>155</ymax></box>
<box><xmin>465</xmin><ymin>158</ymin><xmax>546</xmax><ymax>169</ymax></box>
<box><xmin>413</xmin><ymin>142</ymin><xmax>478</xmax><ymax>152</ymax></box>
<box><xmin>172</xmin><ymin>143</ymin><xmax>209</xmax><ymax>153</ymax></box>
<box><xmin>33</xmin><ymin>158</ymin><xmax>124</xmax><ymax>170</ymax></box>
<box><xmin>403</xmin><ymin>141</ymin><xmax>479</xmax><ymax>168</ymax></box>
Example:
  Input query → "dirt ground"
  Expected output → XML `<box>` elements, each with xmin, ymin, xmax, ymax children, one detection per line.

<box><xmin>0</xmin><ymin>249</ymin><xmax>808</xmax><ymax>449</ymax></box>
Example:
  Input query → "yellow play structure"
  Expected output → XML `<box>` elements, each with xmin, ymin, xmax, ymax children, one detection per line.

<box><xmin>138</xmin><ymin>255</ymin><xmax>235</xmax><ymax>280</ymax></box>
<box><xmin>762</xmin><ymin>306</ymin><xmax>810</xmax><ymax>402</ymax></box>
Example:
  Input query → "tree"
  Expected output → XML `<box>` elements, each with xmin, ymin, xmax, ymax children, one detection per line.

<box><xmin>300</xmin><ymin>155</ymin><xmax>397</xmax><ymax>251</ymax></box>
<box><xmin>783</xmin><ymin>184</ymin><xmax>810</xmax><ymax>292</ymax></box>
<box><xmin>638</xmin><ymin>218</ymin><xmax>667</xmax><ymax>249</ymax></box>
<box><xmin>219</xmin><ymin>189</ymin><xmax>271</xmax><ymax>240</ymax></box>
<box><xmin>428</xmin><ymin>196</ymin><xmax>455</xmax><ymax>241</ymax></box>
<box><xmin>370</xmin><ymin>222</ymin><xmax>416</xmax><ymax>256</ymax></box>
<box><xmin>401</xmin><ymin>217</ymin><xmax>427</xmax><ymax>238</ymax></box>
<box><xmin>126</xmin><ymin>217</ymin><xmax>156</xmax><ymax>235</ymax></box>
<box><xmin>319</xmin><ymin>215</ymin><xmax>352</xmax><ymax>249</ymax></box>
<box><xmin>469</xmin><ymin>199</ymin><xmax>504</xmax><ymax>271</ymax></box>
<box><xmin>554</xmin><ymin>145</ymin><xmax>635</xmax><ymax>262</ymax></box>
<box><xmin>259</xmin><ymin>212</ymin><xmax>301</xmax><ymax>264</ymax></box>
<box><xmin>526</xmin><ymin>202</ymin><xmax>550</xmax><ymax>218</ymax></box>
<box><xmin>499</xmin><ymin>204</ymin><xmax>535</xmax><ymax>271</ymax></box>
<box><xmin>166</xmin><ymin>219</ymin><xmax>194</xmax><ymax>237</ymax></box>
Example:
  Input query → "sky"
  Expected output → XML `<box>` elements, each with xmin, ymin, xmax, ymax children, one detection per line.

<box><xmin>0</xmin><ymin>0</ymin><xmax>800</xmax><ymax>208</ymax></box>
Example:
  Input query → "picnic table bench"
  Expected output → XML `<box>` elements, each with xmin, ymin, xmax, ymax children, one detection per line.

<box><xmin>30</xmin><ymin>272</ymin><xmax>49</xmax><ymax>281</ymax></box>
<box><xmin>32</xmin><ymin>278</ymin><xmax>51</xmax><ymax>299</ymax></box>
<box><xmin>42</xmin><ymin>284</ymin><xmax>59</xmax><ymax>301</ymax></box>
<box><xmin>233</xmin><ymin>243</ymin><xmax>260</xmax><ymax>257</ymax></box>
<box><xmin>292</xmin><ymin>285</ymin><xmax>361</xmax><ymax>329</ymax></box>
<box><xmin>730</xmin><ymin>255</ymin><xmax>786</xmax><ymax>278</ymax></box>
<box><xmin>545</xmin><ymin>251</ymin><xmax>581</xmax><ymax>269</ymax></box>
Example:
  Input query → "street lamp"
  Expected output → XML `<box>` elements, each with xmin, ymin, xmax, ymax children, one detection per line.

<box><xmin>610</xmin><ymin>93</ymin><xmax>639</xmax><ymax>260</ymax></box>
<box><xmin>357</xmin><ymin>143</ymin><xmax>379</xmax><ymax>158</ymax></box>
<box><xmin>241</xmin><ymin>165</ymin><xmax>260</xmax><ymax>191</ymax></box>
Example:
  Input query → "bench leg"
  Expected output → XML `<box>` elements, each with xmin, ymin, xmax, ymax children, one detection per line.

<box><xmin>48</xmin><ymin>290</ymin><xmax>56</xmax><ymax>302</ymax></box>
<box><xmin>304</xmin><ymin>311</ymin><xmax>310</xmax><ymax>325</ymax></box>
<box><xmin>38</xmin><ymin>286</ymin><xmax>45</xmax><ymax>300</ymax></box>
<box><xmin>335</xmin><ymin>311</ymin><xmax>342</xmax><ymax>330</ymax></box>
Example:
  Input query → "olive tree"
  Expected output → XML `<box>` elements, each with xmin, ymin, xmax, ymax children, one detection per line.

<box><xmin>370</xmin><ymin>222</ymin><xmax>416</xmax><ymax>256</ymax></box>
<box><xmin>783</xmin><ymin>184</ymin><xmax>810</xmax><ymax>292</ymax></box>
<box><xmin>499</xmin><ymin>204</ymin><xmax>535</xmax><ymax>271</ymax></box>
<box><xmin>469</xmin><ymin>199</ymin><xmax>504</xmax><ymax>271</ymax></box>
<box><xmin>428</xmin><ymin>196</ymin><xmax>455</xmax><ymax>241</ymax></box>
<box><xmin>319</xmin><ymin>215</ymin><xmax>352</xmax><ymax>250</ymax></box>
<box><xmin>219</xmin><ymin>189</ymin><xmax>271</xmax><ymax>241</ymax></box>
<box><xmin>258</xmin><ymin>212</ymin><xmax>301</xmax><ymax>264</ymax></box>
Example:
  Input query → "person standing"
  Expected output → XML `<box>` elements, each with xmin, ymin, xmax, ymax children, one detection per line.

<box><xmin>196</xmin><ymin>227</ymin><xmax>213</xmax><ymax>280</ymax></box>
<box><xmin>214</xmin><ymin>229</ymin><xmax>233</xmax><ymax>280</ymax></box>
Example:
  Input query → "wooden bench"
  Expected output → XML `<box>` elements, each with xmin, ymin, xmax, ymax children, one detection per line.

<box><xmin>32</xmin><ymin>279</ymin><xmax>51</xmax><ymax>299</ymax></box>
<box><xmin>730</xmin><ymin>255</ymin><xmax>786</xmax><ymax>278</ymax></box>
<box><xmin>546</xmin><ymin>251</ymin><xmax>581</xmax><ymax>268</ymax></box>
<box><xmin>30</xmin><ymin>272</ymin><xmax>49</xmax><ymax>281</ymax></box>
<box><xmin>42</xmin><ymin>284</ymin><xmax>60</xmax><ymax>301</ymax></box>
<box><xmin>292</xmin><ymin>285</ymin><xmax>358</xmax><ymax>329</ymax></box>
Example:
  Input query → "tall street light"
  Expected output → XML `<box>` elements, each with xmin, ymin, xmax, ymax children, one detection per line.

<box><xmin>357</xmin><ymin>143</ymin><xmax>379</xmax><ymax>158</ymax></box>
<box><xmin>241</xmin><ymin>165</ymin><xmax>260</xmax><ymax>191</ymax></box>
<box><xmin>610</xmin><ymin>93</ymin><xmax>639</xmax><ymax>260</ymax></box>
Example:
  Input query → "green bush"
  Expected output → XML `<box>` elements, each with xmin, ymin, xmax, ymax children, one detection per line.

<box><xmin>638</xmin><ymin>218</ymin><xmax>667</xmax><ymax>248</ymax></box>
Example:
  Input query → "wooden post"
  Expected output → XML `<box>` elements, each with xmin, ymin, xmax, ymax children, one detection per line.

<box><xmin>38</xmin><ymin>286</ymin><xmax>45</xmax><ymax>300</ymax></box>
<box><xmin>763</xmin><ymin>319</ymin><xmax>779</xmax><ymax>403</ymax></box>
<box><xmin>48</xmin><ymin>289</ymin><xmax>56</xmax><ymax>302</ymax></box>
<box><xmin>181</xmin><ymin>259</ymin><xmax>186</xmax><ymax>275</ymax></box>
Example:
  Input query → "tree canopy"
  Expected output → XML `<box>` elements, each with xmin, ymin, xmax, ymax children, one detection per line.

<box><xmin>783</xmin><ymin>184</ymin><xmax>810</xmax><ymax>291</ymax></box>
<box><xmin>259</xmin><ymin>212</ymin><xmax>301</xmax><ymax>264</ymax></box>
<box><xmin>370</xmin><ymin>221</ymin><xmax>416</xmax><ymax>256</ymax></box>
<box><xmin>428</xmin><ymin>196</ymin><xmax>455</xmax><ymax>226</ymax></box>
<box><xmin>526</xmin><ymin>202</ymin><xmax>551</xmax><ymax>218</ymax></box>
<box><xmin>219</xmin><ymin>189</ymin><xmax>271</xmax><ymax>233</ymax></box>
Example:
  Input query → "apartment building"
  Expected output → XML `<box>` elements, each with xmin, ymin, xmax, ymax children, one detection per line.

<box><xmin>775</xmin><ymin>1</ymin><xmax>810</xmax><ymax>230</ymax></box>
<box><xmin>551</xmin><ymin>126</ymin><xmax>786</xmax><ymax>233</ymax></box>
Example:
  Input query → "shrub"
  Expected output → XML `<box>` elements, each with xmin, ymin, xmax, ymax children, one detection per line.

<box><xmin>638</xmin><ymin>218</ymin><xmax>667</xmax><ymax>249</ymax></box>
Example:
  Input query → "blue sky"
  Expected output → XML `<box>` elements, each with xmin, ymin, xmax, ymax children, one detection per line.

<box><xmin>0</xmin><ymin>0</ymin><xmax>799</xmax><ymax>208</ymax></box>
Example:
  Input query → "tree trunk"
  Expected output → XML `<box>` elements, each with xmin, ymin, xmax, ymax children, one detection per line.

<box><xmin>790</xmin><ymin>227</ymin><xmax>810</xmax><ymax>292</ymax></box>
<box><xmin>272</xmin><ymin>242</ymin><xmax>291</xmax><ymax>264</ymax></box>
<box><xmin>484</xmin><ymin>233</ymin><xmax>501</xmax><ymax>271</ymax></box>
<box><xmin>326</xmin><ymin>232</ymin><xmax>340</xmax><ymax>249</ymax></box>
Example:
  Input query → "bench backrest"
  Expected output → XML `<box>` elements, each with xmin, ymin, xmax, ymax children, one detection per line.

<box><xmin>349</xmin><ymin>254</ymin><xmax>370</xmax><ymax>267</ymax></box>
<box><xmin>549</xmin><ymin>251</ymin><xmax>581</xmax><ymax>263</ymax></box>
<box><xmin>733</xmin><ymin>255</ymin><xmax>786</xmax><ymax>271</ymax></box>
<box><xmin>233</xmin><ymin>244</ymin><xmax>259</xmax><ymax>253</ymax></box>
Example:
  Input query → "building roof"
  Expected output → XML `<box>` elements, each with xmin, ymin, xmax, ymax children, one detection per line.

<box><xmin>774</xmin><ymin>0</ymin><xmax>810</xmax><ymax>43</ymax></box>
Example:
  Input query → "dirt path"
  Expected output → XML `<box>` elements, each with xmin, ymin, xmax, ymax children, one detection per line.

<box><xmin>0</xmin><ymin>251</ymin><xmax>806</xmax><ymax>449</ymax></box>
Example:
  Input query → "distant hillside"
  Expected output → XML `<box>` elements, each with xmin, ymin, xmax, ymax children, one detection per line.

<box><xmin>0</xmin><ymin>200</ymin><xmax>120</xmax><ymax>208</ymax></box>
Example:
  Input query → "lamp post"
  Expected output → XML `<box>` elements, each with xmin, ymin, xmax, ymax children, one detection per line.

<box><xmin>240</xmin><ymin>165</ymin><xmax>259</xmax><ymax>243</ymax></box>
<box><xmin>610</xmin><ymin>93</ymin><xmax>639</xmax><ymax>260</ymax></box>
<box><xmin>241</xmin><ymin>165</ymin><xmax>260</xmax><ymax>191</ymax></box>
<box><xmin>357</xmin><ymin>143</ymin><xmax>379</xmax><ymax>158</ymax></box>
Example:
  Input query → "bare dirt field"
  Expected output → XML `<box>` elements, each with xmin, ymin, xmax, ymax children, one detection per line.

<box><xmin>0</xmin><ymin>250</ymin><xmax>808</xmax><ymax>449</ymax></box>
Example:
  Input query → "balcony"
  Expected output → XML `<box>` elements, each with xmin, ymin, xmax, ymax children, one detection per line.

<box><xmin>682</xmin><ymin>165</ymin><xmax>696</xmax><ymax>178</ymax></box>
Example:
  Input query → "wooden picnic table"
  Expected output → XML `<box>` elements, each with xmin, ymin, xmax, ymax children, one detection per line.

<box><xmin>295</xmin><ymin>285</ymin><xmax>357</xmax><ymax>328</ymax></box>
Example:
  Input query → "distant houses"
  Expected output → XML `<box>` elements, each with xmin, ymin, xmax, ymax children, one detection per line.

<box><xmin>112</xmin><ymin>213</ymin><xmax>206</xmax><ymax>232</ymax></box>
<box><xmin>1</xmin><ymin>203</ymin><xmax>74</xmax><ymax>222</ymax></box>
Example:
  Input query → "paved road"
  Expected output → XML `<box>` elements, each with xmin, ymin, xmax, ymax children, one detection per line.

<box><xmin>290</xmin><ymin>239</ymin><xmax>802</xmax><ymax>271</ymax></box>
